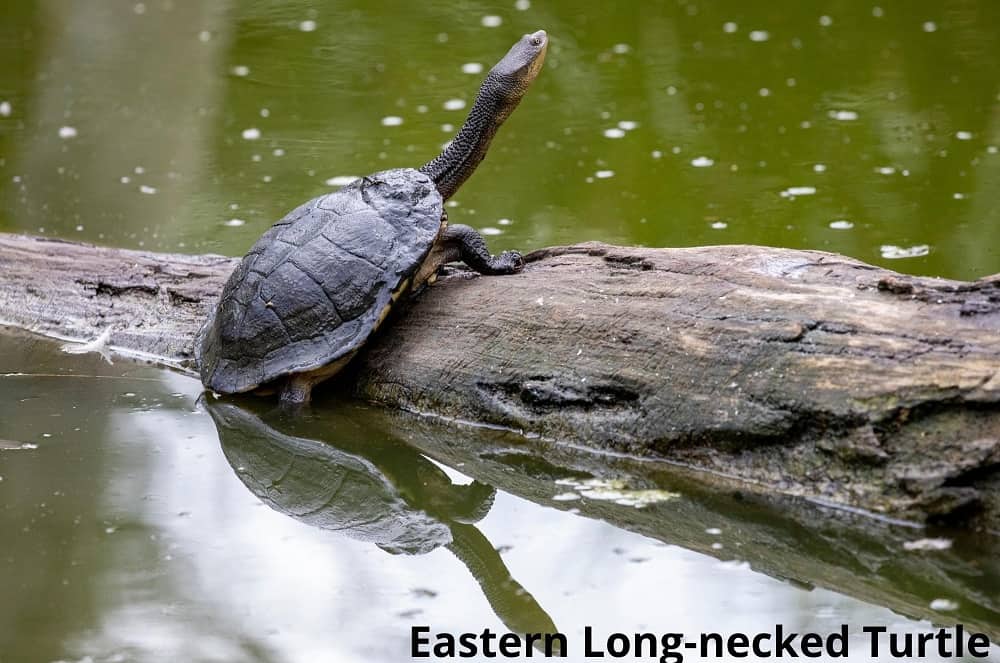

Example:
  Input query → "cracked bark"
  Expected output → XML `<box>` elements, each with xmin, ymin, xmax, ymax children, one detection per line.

<box><xmin>1</xmin><ymin>233</ymin><xmax>998</xmax><ymax>530</ymax></box>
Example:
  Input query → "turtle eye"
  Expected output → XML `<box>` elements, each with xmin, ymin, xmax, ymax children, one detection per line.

<box><xmin>531</xmin><ymin>36</ymin><xmax>542</xmax><ymax>46</ymax></box>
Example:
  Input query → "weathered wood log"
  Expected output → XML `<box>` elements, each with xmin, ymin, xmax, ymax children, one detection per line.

<box><xmin>1</xmin><ymin>232</ymin><xmax>998</xmax><ymax>530</ymax></box>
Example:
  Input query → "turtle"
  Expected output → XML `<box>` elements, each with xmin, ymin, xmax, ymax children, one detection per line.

<box><xmin>197</xmin><ymin>30</ymin><xmax>548</xmax><ymax>404</ymax></box>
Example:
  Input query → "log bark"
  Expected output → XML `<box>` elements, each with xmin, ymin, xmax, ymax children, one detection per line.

<box><xmin>1</xmin><ymin>232</ymin><xmax>998</xmax><ymax>530</ymax></box>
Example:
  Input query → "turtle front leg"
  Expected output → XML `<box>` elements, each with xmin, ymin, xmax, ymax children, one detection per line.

<box><xmin>440</xmin><ymin>223</ymin><xmax>524</xmax><ymax>275</ymax></box>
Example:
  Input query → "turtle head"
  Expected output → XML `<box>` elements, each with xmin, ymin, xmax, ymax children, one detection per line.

<box><xmin>488</xmin><ymin>30</ymin><xmax>548</xmax><ymax>105</ymax></box>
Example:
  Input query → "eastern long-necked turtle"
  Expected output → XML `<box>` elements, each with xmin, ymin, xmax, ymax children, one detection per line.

<box><xmin>197</xmin><ymin>30</ymin><xmax>548</xmax><ymax>404</ymax></box>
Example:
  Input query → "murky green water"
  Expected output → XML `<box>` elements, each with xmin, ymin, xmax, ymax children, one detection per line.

<box><xmin>1</xmin><ymin>1</ymin><xmax>999</xmax><ymax>662</ymax></box>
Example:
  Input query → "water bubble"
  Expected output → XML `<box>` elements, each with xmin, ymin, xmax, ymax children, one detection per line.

<box><xmin>953</xmin><ymin>192</ymin><xmax>966</xmax><ymax>200</ymax></box>
<box><xmin>819</xmin><ymin>15</ymin><xmax>833</xmax><ymax>26</ymax></box>
<box><xmin>829</xmin><ymin>220</ymin><xmax>854</xmax><ymax>230</ymax></box>
<box><xmin>241</xmin><ymin>127</ymin><xmax>261</xmax><ymax>140</ymax></box>
<box><xmin>813</xmin><ymin>163</ymin><xmax>827</xmax><ymax>173</ymax></box>
<box><xmin>441</xmin><ymin>123</ymin><xmax>454</xmax><ymax>132</ymax></box>
<box><xmin>828</xmin><ymin>109</ymin><xmax>859</xmax><ymax>121</ymax></box>
<box><xmin>461</xmin><ymin>62</ymin><xmax>484</xmax><ymax>74</ymax></box>
<box><xmin>381</xmin><ymin>116</ymin><xmax>403</xmax><ymax>127</ymax></box>
<box><xmin>198</xmin><ymin>30</ymin><xmax>212</xmax><ymax>42</ymax></box>
<box><xmin>617</xmin><ymin>120</ymin><xmax>638</xmax><ymax>131</ymax></box>
<box><xmin>480</xmin><ymin>227</ymin><xmax>502</xmax><ymax>236</ymax></box>
<box><xmin>0</xmin><ymin>101</ymin><xmax>10</xmax><ymax>117</ymax></box>
<box><xmin>595</xmin><ymin>170</ymin><xmax>615</xmax><ymax>179</ymax></box>
<box><xmin>515</xmin><ymin>0</ymin><xmax>531</xmax><ymax>9</ymax></box>
<box><xmin>120</xmin><ymin>176</ymin><xmax>131</xmax><ymax>184</ymax></box>
<box><xmin>880</xmin><ymin>244</ymin><xmax>929</xmax><ymax>259</ymax></box>
<box><xmin>929</xmin><ymin>598</ymin><xmax>958</xmax><ymax>611</ymax></box>
<box><xmin>481</xmin><ymin>15</ymin><xmax>503</xmax><ymax>27</ymax></box>
<box><xmin>723</xmin><ymin>22</ymin><xmax>738</xmax><ymax>33</ymax></box>
<box><xmin>325</xmin><ymin>175</ymin><xmax>357</xmax><ymax>187</ymax></box>
<box><xmin>497</xmin><ymin>218</ymin><xmax>512</xmax><ymax>226</ymax></box>
<box><xmin>134</xmin><ymin>2</ymin><xmax>146</xmax><ymax>14</ymax></box>
<box><xmin>922</xmin><ymin>21</ymin><xmax>937</xmax><ymax>33</ymax></box>
<box><xmin>612</xmin><ymin>43</ymin><xmax>631</xmax><ymax>54</ymax></box>
<box><xmin>273</xmin><ymin>148</ymin><xmax>285</xmax><ymax>157</ymax></box>
<box><xmin>710</xmin><ymin>221</ymin><xmax>728</xmax><ymax>229</ymax></box>
<box><xmin>955</xmin><ymin>130</ymin><xmax>972</xmax><ymax>140</ymax></box>
<box><xmin>139</xmin><ymin>185</ymin><xmax>157</xmax><ymax>195</ymax></box>
<box><xmin>988</xmin><ymin>145</ymin><xmax>999</xmax><ymax>154</ymax></box>
<box><xmin>224</xmin><ymin>218</ymin><xmax>245</xmax><ymax>227</ymax></box>
<box><xmin>691</xmin><ymin>156</ymin><xmax>714</xmax><ymax>168</ymax></box>
<box><xmin>872</xmin><ymin>6</ymin><xmax>884</xmax><ymax>17</ymax></box>
<box><xmin>779</xmin><ymin>186</ymin><xmax>817</xmax><ymax>198</ymax></box>
<box><xmin>603</xmin><ymin>127</ymin><xmax>625</xmax><ymax>139</ymax></box>
<box><xmin>651</xmin><ymin>150</ymin><xmax>663</xmax><ymax>159</ymax></box>
<box><xmin>443</xmin><ymin>98</ymin><xmax>466</xmax><ymax>111</ymax></box>
<box><xmin>759</xmin><ymin>88</ymin><xmax>770</xmax><ymax>97</ymax></box>
<box><xmin>231</xmin><ymin>65</ymin><xmax>250</xmax><ymax>77</ymax></box>
<box><xmin>299</xmin><ymin>20</ymin><xmax>317</xmax><ymax>32</ymax></box>
<box><xmin>749</xmin><ymin>30</ymin><xmax>770</xmax><ymax>42</ymax></box>
<box><xmin>58</xmin><ymin>126</ymin><xmax>78</xmax><ymax>139</ymax></box>
<box><xmin>75</xmin><ymin>224</ymin><xmax>84</xmax><ymax>231</ymax></box>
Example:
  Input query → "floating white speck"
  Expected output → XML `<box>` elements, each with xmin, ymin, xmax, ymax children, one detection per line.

<box><xmin>120</xmin><ymin>176</ymin><xmax>130</xmax><ymax>184</ymax></box>
<box><xmin>759</xmin><ymin>87</ymin><xmax>770</xmax><ymax>97</ymax></box>
<box><xmin>224</xmin><ymin>218</ymin><xmax>245</xmax><ymax>227</ymax></box>
<box><xmin>691</xmin><ymin>156</ymin><xmax>714</xmax><ymax>167</ymax></box>
<box><xmin>749</xmin><ymin>30</ymin><xmax>770</xmax><ymax>42</ymax></box>
<box><xmin>139</xmin><ymin>185</ymin><xmax>157</xmax><ymax>194</ymax></box>
<box><xmin>552</xmin><ymin>492</ymin><xmax>580</xmax><ymax>502</ymax></box>
<box><xmin>134</xmin><ymin>166</ymin><xmax>145</xmax><ymax>174</ymax></box>
<box><xmin>872</xmin><ymin>6</ymin><xmax>884</xmax><ymax>18</ymax></box>
<box><xmin>498</xmin><ymin>218</ymin><xmax>512</xmax><ymax>226</ymax></box>
<box><xmin>232</xmin><ymin>65</ymin><xmax>250</xmax><ymax>77</ymax></box>
<box><xmin>325</xmin><ymin>175</ymin><xmax>357</xmax><ymax>187</ymax></box>
<box><xmin>988</xmin><ymin>145</ymin><xmax>999</xmax><ymax>154</ymax></box>
<box><xmin>241</xmin><ymin>127</ymin><xmax>261</xmax><ymax>140</ymax></box>
<box><xmin>515</xmin><ymin>0</ymin><xmax>531</xmax><ymax>10</ymax></box>
<box><xmin>481</xmin><ymin>15</ymin><xmax>502</xmax><ymax>27</ymax></box>
<box><xmin>819</xmin><ymin>15</ymin><xmax>833</xmax><ymax>26</ymax></box>
<box><xmin>651</xmin><ymin>150</ymin><xmax>663</xmax><ymax>159</ymax></box>
<box><xmin>903</xmin><ymin>538</ymin><xmax>952</xmax><ymax>551</ymax></box>
<box><xmin>75</xmin><ymin>225</ymin><xmax>84</xmax><ymax>231</ymax></box>
<box><xmin>711</xmin><ymin>542</ymin><xmax>724</xmax><ymax>550</ymax></box>
<box><xmin>880</xmin><ymin>244</ymin><xmax>929</xmax><ymax>259</ymax></box>
<box><xmin>441</xmin><ymin>123</ymin><xmax>454</xmax><ymax>132</ymax></box>
<box><xmin>299</xmin><ymin>20</ymin><xmax>317</xmax><ymax>32</ymax></box>
<box><xmin>666</xmin><ymin>85</ymin><xmax>677</xmax><ymax>95</ymax></box>
<box><xmin>134</xmin><ymin>3</ymin><xmax>146</xmax><ymax>14</ymax></box>
<box><xmin>779</xmin><ymin>186</ymin><xmax>817</xmax><ymax>198</ymax></box>
<box><xmin>618</xmin><ymin>120</ymin><xmax>638</xmax><ymax>131</ymax></box>
<box><xmin>443</xmin><ymin>98</ymin><xmax>466</xmax><ymax>111</ymax></box>
<box><xmin>929</xmin><ymin>598</ymin><xmax>958</xmax><ymax>611</ymax></box>
<box><xmin>58</xmin><ymin>126</ymin><xmax>78</xmax><ymax>139</ymax></box>
<box><xmin>198</xmin><ymin>30</ymin><xmax>212</xmax><ymax>42</ymax></box>
<box><xmin>251</xmin><ymin>154</ymin><xmax>262</xmax><ymax>162</ymax></box>
<box><xmin>922</xmin><ymin>21</ymin><xmax>937</xmax><ymax>33</ymax></box>
<box><xmin>480</xmin><ymin>227</ymin><xmax>502</xmax><ymax>236</ymax></box>
<box><xmin>612</xmin><ymin>43</ymin><xmax>631</xmax><ymax>54</ymax></box>
<box><xmin>829</xmin><ymin>220</ymin><xmax>854</xmax><ymax>230</ymax></box>
<box><xmin>828</xmin><ymin>109</ymin><xmax>859</xmax><ymax>121</ymax></box>
<box><xmin>0</xmin><ymin>101</ymin><xmax>10</xmax><ymax>117</ymax></box>
<box><xmin>710</xmin><ymin>221</ymin><xmax>728</xmax><ymax>229</ymax></box>
<box><xmin>603</xmin><ymin>127</ymin><xmax>626</xmax><ymax>139</ymax></box>
<box><xmin>953</xmin><ymin>192</ymin><xmax>966</xmax><ymax>200</ymax></box>
<box><xmin>381</xmin><ymin>116</ymin><xmax>403</xmax><ymax>126</ymax></box>
<box><xmin>723</xmin><ymin>21</ymin><xmax>738</xmax><ymax>33</ymax></box>
<box><xmin>813</xmin><ymin>163</ymin><xmax>827</xmax><ymax>173</ymax></box>
<box><xmin>955</xmin><ymin>130</ymin><xmax>972</xmax><ymax>140</ymax></box>
<box><xmin>595</xmin><ymin>170</ymin><xmax>615</xmax><ymax>179</ymax></box>
<box><xmin>706</xmin><ymin>527</ymin><xmax>722</xmax><ymax>535</ymax></box>
<box><xmin>260</xmin><ymin>108</ymin><xmax>270</xmax><ymax>118</ymax></box>
<box><xmin>875</xmin><ymin>166</ymin><xmax>896</xmax><ymax>175</ymax></box>
<box><xmin>273</xmin><ymin>148</ymin><xmax>285</xmax><ymax>157</ymax></box>
<box><xmin>461</xmin><ymin>62</ymin><xmax>483</xmax><ymax>74</ymax></box>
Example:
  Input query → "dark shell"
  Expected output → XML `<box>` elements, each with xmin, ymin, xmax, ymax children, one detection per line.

<box><xmin>197</xmin><ymin>168</ymin><xmax>442</xmax><ymax>393</ymax></box>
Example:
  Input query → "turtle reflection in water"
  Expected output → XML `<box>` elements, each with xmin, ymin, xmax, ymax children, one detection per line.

<box><xmin>206</xmin><ymin>401</ymin><xmax>558</xmax><ymax>640</ymax></box>
<box><xmin>197</xmin><ymin>31</ymin><xmax>548</xmax><ymax>405</ymax></box>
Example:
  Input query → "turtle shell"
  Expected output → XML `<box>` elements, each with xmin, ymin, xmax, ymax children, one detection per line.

<box><xmin>198</xmin><ymin>168</ymin><xmax>442</xmax><ymax>394</ymax></box>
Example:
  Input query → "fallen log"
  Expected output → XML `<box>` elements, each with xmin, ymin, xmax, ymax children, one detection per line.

<box><xmin>1</xmin><ymin>232</ymin><xmax>998</xmax><ymax>530</ymax></box>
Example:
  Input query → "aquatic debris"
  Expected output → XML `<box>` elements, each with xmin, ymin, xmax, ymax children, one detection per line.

<box><xmin>955</xmin><ymin>131</ymin><xmax>972</xmax><ymax>140</ymax></box>
<box><xmin>231</xmin><ymin>65</ymin><xmax>250</xmax><ymax>77</ymax></box>
<box><xmin>381</xmin><ymin>116</ymin><xmax>403</xmax><ymax>127</ymax></box>
<box><xmin>443</xmin><ymin>98</ymin><xmax>466</xmax><ymax>111</ymax></box>
<box><xmin>325</xmin><ymin>175</ymin><xmax>358</xmax><ymax>187</ymax></box>
<box><xmin>748</xmin><ymin>30</ymin><xmax>770</xmax><ymax>42</ymax></box>
<box><xmin>223</xmin><ymin>218</ymin><xmax>245</xmax><ymax>227</ymax></box>
<box><xmin>554</xmin><ymin>478</ymin><xmax>679</xmax><ymax>508</ymax></box>
<box><xmin>0</xmin><ymin>101</ymin><xmax>11</xmax><ymax>117</ymax></box>
<box><xmin>58</xmin><ymin>126</ymin><xmax>78</xmax><ymax>139</ymax></box>
<box><xmin>461</xmin><ymin>62</ymin><xmax>483</xmax><ymax>74</ymax></box>
<box><xmin>241</xmin><ymin>127</ymin><xmax>261</xmax><ymax>140</ymax></box>
<box><xmin>0</xmin><ymin>440</ymin><xmax>39</xmax><ymax>451</ymax></box>
<box><xmin>828</xmin><ymin>110</ymin><xmax>859</xmax><ymax>121</ymax></box>
<box><xmin>902</xmin><ymin>538</ymin><xmax>952</xmax><ymax>551</ymax></box>
<box><xmin>929</xmin><ymin>598</ymin><xmax>958</xmax><ymax>611</ymax></box>
<box><xmin>779</xmin><ymin>186</ymin><xmax>816</xmax><ymax>198</ymax></box>
<box><xmin>829</xmin><ymin>220</ymin><xmax>854</xmax><ymax>230</ymax></box>
<box><xmin>299</xmin><ymin>20</ymin><xmax>317</xmax><ymax>32</ymax></box>
<box><xmin>603</xmin><ymin>128</ymin><xmax>625</xmax><ymax>139</ymax></box>
<box><xmin>880</xmin><ymin>244</ymin><xmax>929</xmax><ymax>259</ymax></box>
<box><xmin>922</xmin><ymin>21</ymin><xmax>937</xmax><ymax>33</ymax></box>
<box><xmin>61</xmin><ymin>327</ymin><xmax>114</xmax><ymax>364</ymax></box>
<box><xmin>594</xmin><ymin>170</ymin><xmax>615</xmax><ymax>179</ymax></box>
<box><xmin>691</xmin><ymin>156</ymin><xmax>714</xmax><ymax>168</ymax></box>
<box><xmin>481</xmin><ymin>15</ymin><xmax>502</xmax><ymax>28</ymax></box>
<box><xmin>723</xmin><ymin>22</ymin><xmax>738</xmax><ymax>33</ymax></box>
<box><xmin>480</xmin><ymin>227</ymin><xmax>502</xmax><ymax>236</ymax></box>
<box><xmin>705</xmin><ymin>527</ymin><xmax>722</xmax><ymax>535</ymax></box>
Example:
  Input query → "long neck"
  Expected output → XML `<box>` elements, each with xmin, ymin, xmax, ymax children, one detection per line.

<box><xmin>419</xmin><ymin>75</ymin><xmax>515</xmax><ymax>201</ymax></box>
